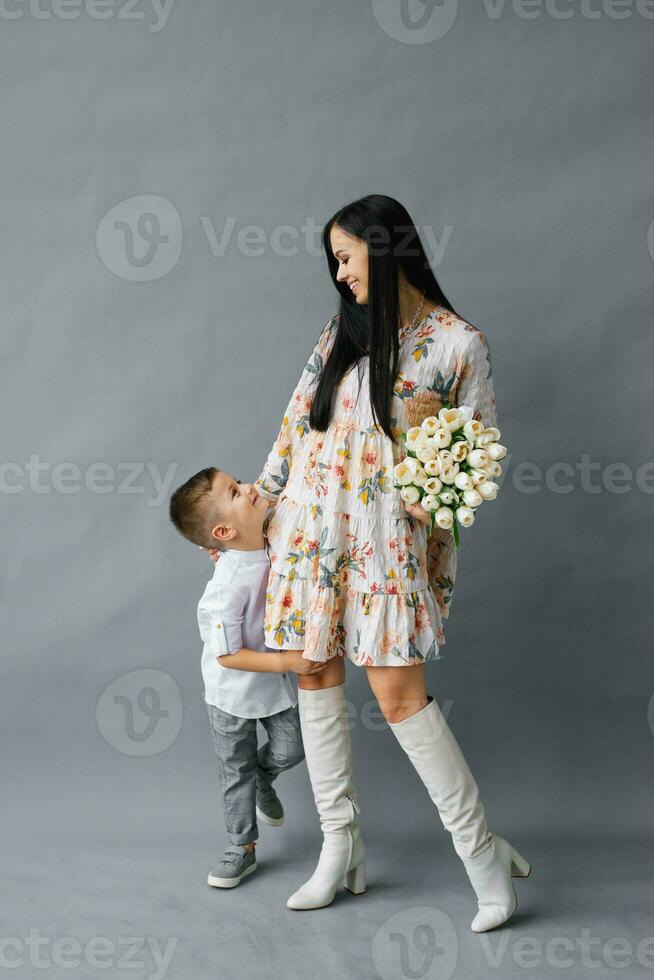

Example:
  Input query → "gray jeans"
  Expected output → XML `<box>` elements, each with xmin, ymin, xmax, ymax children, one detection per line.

<box><xmin>206</xmin><ymin>702</ymin><xmax>305</xmax><ymax>845</ymax></box>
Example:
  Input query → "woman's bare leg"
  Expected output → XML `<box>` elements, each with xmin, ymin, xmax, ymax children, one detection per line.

<box><xmin>298</xmin><ymin>654</ymin><xmax>346</xmax><ymax>691</ymax></box>
<box><xmin>364</xmin><ymin>663</ymin><xmax>428</xmax><ymax>722</ymax></box>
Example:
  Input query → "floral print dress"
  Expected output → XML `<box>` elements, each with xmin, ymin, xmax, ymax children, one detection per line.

<box><xmin>254</xmin><ymin>306</ymin><xmax>498</xmax><ymax>667</ymax></box>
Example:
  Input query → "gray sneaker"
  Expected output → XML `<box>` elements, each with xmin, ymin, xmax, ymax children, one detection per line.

<box><xmin>207</xmin><ymin>846</ymin><xmax>257</xmax><ymax>888</ymax></box>
<box><xmin>256</xmin><ymin>780</ymin><xmax>284</xmax><ymax>826</ymax></box>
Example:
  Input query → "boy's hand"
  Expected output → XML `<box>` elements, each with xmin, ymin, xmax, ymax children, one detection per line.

<box><xmin>282</xmin><ymin>651</ymin><xmax>327</xmax><ymax>675</ymax></box>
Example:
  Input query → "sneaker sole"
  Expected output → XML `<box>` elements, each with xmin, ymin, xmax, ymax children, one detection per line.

<box><xmin>256</xmin><ymin>805</ymin><xmax>284</xmax><ymax>826</ymax></box>
<box><xmin>207</xmin><ymin>861</ymin><xmax>258</xmax><ymax>889</ymax></box>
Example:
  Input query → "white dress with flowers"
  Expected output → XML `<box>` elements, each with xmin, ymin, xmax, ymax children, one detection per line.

<box><xmin>254</xmin><ymin>307</ymin><xmax>498</xmax><ymax>667</ymax></box>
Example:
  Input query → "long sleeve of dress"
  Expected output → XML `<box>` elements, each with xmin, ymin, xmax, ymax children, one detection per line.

<box><xmin>456</xmin><ymin>327</ymin><xmax>497</xmax><ymax>428</ymax></box>
<box><xmin>254</xmin><ymin>316</ymin><xmax>338</xmax><ymax>501</ymax></box>
<box><xmin>426</xmin><ymin>327</ymin><xmax>498</xmax><ymax>619</ymax></box>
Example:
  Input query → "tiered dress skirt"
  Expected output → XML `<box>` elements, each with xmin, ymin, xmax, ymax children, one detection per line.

<box><xmin>262</xmin><ymin>401</ymin><xmax>447</xmax><ymax>667</ymax></box>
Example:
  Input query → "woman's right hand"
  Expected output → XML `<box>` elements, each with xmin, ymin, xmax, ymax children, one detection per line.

<box><xmin>402</xmin><ymin>499</ymin><xmax>431</xmax><ymax>527</ymax></box>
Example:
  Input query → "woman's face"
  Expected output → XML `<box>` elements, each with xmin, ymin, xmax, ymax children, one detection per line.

<box><xmin>330</xmin><ymin>225</ymin><xmax>369</xmax><ymax>304</ymax></box>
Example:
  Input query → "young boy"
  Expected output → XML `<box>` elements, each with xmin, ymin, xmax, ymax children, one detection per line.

<box><xmin>168</xmin><ymin>466</ymin><xmax>325</xmax><ymax>889</ymax></box>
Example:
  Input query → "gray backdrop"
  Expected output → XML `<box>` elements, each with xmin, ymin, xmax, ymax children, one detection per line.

<box><xmin>2</xmin><ymin>2</ymin><xmax>653</xmax><ymax>978</ymax></box>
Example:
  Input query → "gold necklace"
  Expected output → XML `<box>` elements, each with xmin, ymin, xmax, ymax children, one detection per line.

<box><xmin>400</xmin><ymin>291</ymin><xmax>426</xmax><ymax>334</ymax></box>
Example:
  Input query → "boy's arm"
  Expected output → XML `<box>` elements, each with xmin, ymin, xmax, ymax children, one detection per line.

<box><xmin>198</xmin><ymin>573</ymin><xmax>324</xmax><ymax>674</ymax></box>
<box><xmin>218</xmin><ymin>649</ymin><xmax>326</xmax><ymax>675</ymax></box>
<box><xmin>197</xmin><ymin>572</ymin><xmax>249</xmax><ymax>661</ymax></box>
<box><xmin>218</xmin><ymin>648</ymin><xmax>286</xmax><ymax>673</ymax></box>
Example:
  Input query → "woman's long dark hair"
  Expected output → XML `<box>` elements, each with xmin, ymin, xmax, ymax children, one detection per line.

<box><xmin>310</xmin><ymin>194</ymin><xmax>459</xmax><ymax>444</ymax></box>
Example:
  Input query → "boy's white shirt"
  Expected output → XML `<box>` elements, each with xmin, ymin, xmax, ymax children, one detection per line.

<box><xmin>197</xmin><ymin>547</ymin><xmax>297</xmax><ymax>719</ymax></box>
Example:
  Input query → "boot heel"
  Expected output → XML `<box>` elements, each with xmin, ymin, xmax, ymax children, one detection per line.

<box><xmin>344</xmin><ymin>862</ymin><xmax>366</xmax><ymax>895</ymax></box>
<box><xmin>510</xmin><ymin>847</ymin><xmax>531</xmax><ymax>878</ymax></box>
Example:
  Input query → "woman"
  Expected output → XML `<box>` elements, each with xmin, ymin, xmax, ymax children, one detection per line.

<box><xmin>253</xmin><ymin>194</ymin><xmax>531</xmax><ymax>931</ymax></box>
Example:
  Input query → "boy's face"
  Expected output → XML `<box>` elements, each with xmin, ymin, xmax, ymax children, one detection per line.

<box><xmin>208</xmin><ymin>471</ymin><xmax>269</xmax><ymax>546</ymax></box>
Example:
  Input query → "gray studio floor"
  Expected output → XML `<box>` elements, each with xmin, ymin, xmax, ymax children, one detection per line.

<box><xmin>6</xmin><ymin>829</ymin><xmax>653</xmax><ymax>980</ymax></box>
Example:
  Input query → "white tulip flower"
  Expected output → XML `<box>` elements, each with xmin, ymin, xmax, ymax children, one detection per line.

<box><xmin>438</xmin><ymin>407</ymin><xmax>466</xmax><ymax>431</ymax></box>
<box><xmin>403</xmin><ymin>456</ymin><xmax>421</xmax><ymax>478</ymax></box>
<box><xmin>450</xmin><ymin>439</ymin><xmax>470</xmax><ymax>462</ymax></box>
<box><xmin>416</xmin><ymin>442</ymin><xmax>437</xmax><ymax>463</ymax></box>
<box><xmin>467</xmin><ymin>448</ymin><xmax>489</xmax><ymax>468</ymax></box>
<box><xmin>462</xmin><ymin>488</ymin><xmax>482</xmax><ymax>508</ymax></box>
<box><xmin>393</xmin><ymin>461</ymin><xmax>413</xmax><ymax>485</ymax></box>
<box><xmin>454</xmin><ymin>471</ymin><xmax>474</xmax><ymax>491</ymax></box>
<box><xmin>421</xmin><ymin>493</ymin><xmax>441</xmax><ymax>512</ymax></box>
<box><xmin>438</xmin><ymin>488</ymin><xmax>458</xmax><ymax>506</ymax></box>
<box><xmin>424</xmin><ymin>459</ymin><xmax>441</xmax><ymax>477</ymax></box>
<box><xmin>423</xmin><ymin>477</ymin><xmax>443</xmax><ymax>495</ymax></box>
<box><xmin>476</xmin><ymin>480</ymin><xmax>499</xmax><ymax>500</ymax></box>
<box><xmin>463</xmin><ymin>419</ymin><xmax>484</xmax><ymax>442</ymax></box>
<box><xmin>469</xmin><ymin>468</ymin><xmax>488</xmax><ymax>485</ymax></box>
<box><xmin>400</xmin><ymin>485</ymin><xmax>421</xmax><ymax>505</ymax></box>
<box><xmin>421</xmin><ymin>416</ymin><xmax>440</xmax><ymax>436</ymax></box>
<box><xmin>455</xmin><ymin>505</ymin><xmax>476</xmax><ymax>528</ymax></box>
<box><xmin>432</xmin><ymin>427</ymin><xmax>452</xmax><ymax>449</ymax></box>
<box><xmin>406</xmin><ymin>426</ymin><xmax>430</xmax><ymax>451</ymax></box>
<box><xmin>439</xmin><ymin>463</ymin><xmax>458</xmax><ymax>485</ymax></box>
<box><xmin>434</xmin><ymin>506</ymin><xmax>455</xmax><ymax>529</ymax></box>
<box><xmin>485</xmin><ymin>442</ymin><xmax>507</xmax><ymax>461</ymax></box>
<box><xmin>475</xmin><ymin>428</ymin><xmax>501</xmax><ymax>448</ymax></box>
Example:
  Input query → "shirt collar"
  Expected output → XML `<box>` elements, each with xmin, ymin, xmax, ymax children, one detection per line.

<box><xmin>220</xmin><ymin>547</ymin><xmax>269</xmax><ymax>563</ymax></box>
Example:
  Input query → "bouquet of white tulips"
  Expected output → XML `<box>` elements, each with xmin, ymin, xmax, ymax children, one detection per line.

<box><xmin>393</xmin><ymin>402</ymin><xmax>507</xmax><ymax>549</ymax></box>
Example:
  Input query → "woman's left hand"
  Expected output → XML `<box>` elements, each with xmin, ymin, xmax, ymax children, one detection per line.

<box><xmin>403</xmin><ymin>500</ymin><xmax>431</xmax><ymax>527</ymax></box>
<box><xmin>199</xmin><ymin>546</ymin><xmax>221</xmax><ymax>563</ymax></box>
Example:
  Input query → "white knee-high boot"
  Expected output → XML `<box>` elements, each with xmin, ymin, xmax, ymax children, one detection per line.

<box><xmin>286</xmin><ymin>681</ymin><xmax>366</xmax><ymax>910</ymax></box>
<box><xmin>388</xmin><ymin>694</ymin><xmax>531</xmax><ymax>932</ymax></box>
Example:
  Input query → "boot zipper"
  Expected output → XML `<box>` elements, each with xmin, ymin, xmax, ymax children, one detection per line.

<box><xmin>346</xmin><ymin>793</ymin><xmax>361</xmax><ymax>815</ymax></box>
